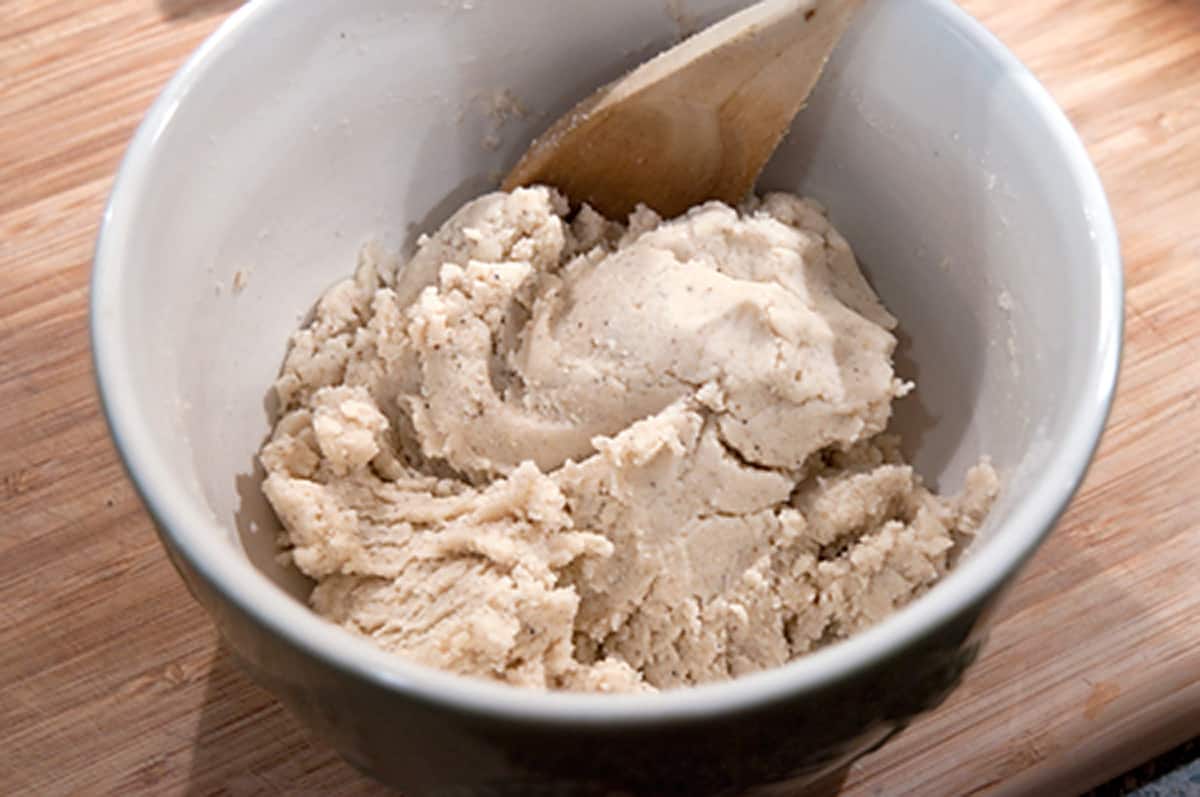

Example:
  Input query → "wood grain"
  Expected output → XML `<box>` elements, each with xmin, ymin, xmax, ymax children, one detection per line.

<box><xmin>2</xmin><ymin>1</ymin><xmax>1198</xmax><ymax>794</ymax></box>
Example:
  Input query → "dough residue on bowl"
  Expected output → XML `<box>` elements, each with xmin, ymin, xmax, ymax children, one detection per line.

<box><xmin>259</xmin><ymin>186</ymin><xmax>997</xmax><ymax>692</ymax></box>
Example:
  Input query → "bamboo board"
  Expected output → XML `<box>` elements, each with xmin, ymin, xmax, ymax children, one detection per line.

<box><xmin>2</xmin><ymin>1</ymin><xmax>1198</xmax><ymax>794</ymax></box>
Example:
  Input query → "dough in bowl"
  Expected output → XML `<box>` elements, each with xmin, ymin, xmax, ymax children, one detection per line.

<box><xmin>260</xmin><ymin>186</ymin><xmax>997</xmax><ymax>692</ymax></box>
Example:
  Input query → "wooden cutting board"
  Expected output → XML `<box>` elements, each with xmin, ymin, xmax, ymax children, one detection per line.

<box><xmin>2</xmin><ymin>1</ymin><xmax>1198</xmax><ymax>794</ymax></box>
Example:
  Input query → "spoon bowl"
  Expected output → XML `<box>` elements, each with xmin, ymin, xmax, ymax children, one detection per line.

<box><xmin>503</xmin><ymin>0</ymin><xmax>863</xmax><ymax>218</ymax></box>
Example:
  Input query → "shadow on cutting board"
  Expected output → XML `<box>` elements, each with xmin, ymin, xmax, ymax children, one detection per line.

<box><xmin>184</xmin><ymin>645</ymin><xmax>386</xmax><ymax>796</ymax></box>
<box><xmin>158</xmin><ymin>0</ymin><xmax>242</xmax><ymax>20</ymax></box>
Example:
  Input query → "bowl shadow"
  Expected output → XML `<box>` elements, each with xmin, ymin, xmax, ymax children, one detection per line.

<box><xmin>184</xmin><ymin>644</ymin><xmax>388</xmax><ymax>796</ymax></box>
<box><xmin>158</xmin><ymin>0</ymin><xmax>242</xmax><ymax>20</ymax></box>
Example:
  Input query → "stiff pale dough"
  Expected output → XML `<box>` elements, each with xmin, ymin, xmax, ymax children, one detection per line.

<box><xmin>261</xmin><ymin>187</ymin><xmax>997</xmax><ymax>692</ymax></box>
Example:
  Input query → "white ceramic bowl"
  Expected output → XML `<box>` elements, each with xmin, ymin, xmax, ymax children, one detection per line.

<box><xmin>92</xmin><ymin>1</ymin><xmax>1122</xmax><ymax>794</ymax></box>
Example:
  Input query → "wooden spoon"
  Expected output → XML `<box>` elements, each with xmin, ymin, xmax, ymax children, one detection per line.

<box><xmin>502</xmin><ymin>0</ymin><xmax>863</xmax><ymax>220</ymax></box>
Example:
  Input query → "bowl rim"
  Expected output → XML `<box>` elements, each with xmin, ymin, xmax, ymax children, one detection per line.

<box><xmin>91</xmin><ymin>0</ymin><xmax>1123</xmax><ymax>725</ymax></box>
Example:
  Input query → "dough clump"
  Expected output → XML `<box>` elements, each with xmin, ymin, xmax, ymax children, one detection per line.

<box><xmin>261</xmin><ymin>187</ymin><xmax>997</xmax><ymax>692</ymax></box>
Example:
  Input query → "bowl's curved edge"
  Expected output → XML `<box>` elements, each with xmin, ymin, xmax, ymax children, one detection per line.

<box><xmin>90</xmin><ymin>0</ymin><xmax>1123</xmax><ymax>727</ymax></box>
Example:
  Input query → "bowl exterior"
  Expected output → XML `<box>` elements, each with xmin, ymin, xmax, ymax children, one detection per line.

<box><xmin>155</xmin><ymin>517</ymin><xmax>1000</xmax><ymax>796</ymax></box>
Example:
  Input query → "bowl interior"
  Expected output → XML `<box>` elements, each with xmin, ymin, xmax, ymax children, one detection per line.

<box><xmin>97</xmin><ymin>0</ymin><xmax>1114</xmax><ymax>630</ymax></box>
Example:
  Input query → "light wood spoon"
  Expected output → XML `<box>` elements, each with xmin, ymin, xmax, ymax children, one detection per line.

<box><xmin>502</xmin><ymin>0</ymin><xmax>863</xmax><ymax>220</ymax></box>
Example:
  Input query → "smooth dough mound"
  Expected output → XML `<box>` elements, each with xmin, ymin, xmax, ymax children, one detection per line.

<box><xmin>260</xmin><ymin>187</ymin><xmax>997</xmax><ymax>692</ymax></box>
